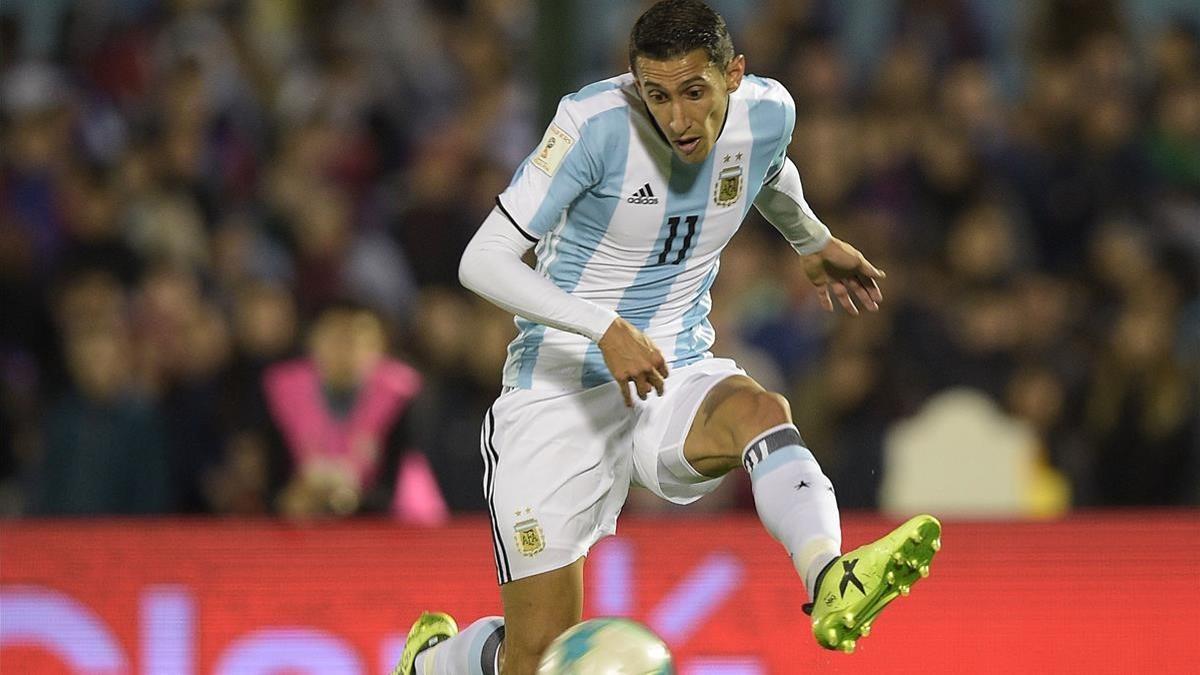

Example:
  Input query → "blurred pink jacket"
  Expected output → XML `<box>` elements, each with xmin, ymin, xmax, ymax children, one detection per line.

<box><xmin>263</xmin><ymin>359</ymin><xmax>447</xmax><ymax>523</ymax></box>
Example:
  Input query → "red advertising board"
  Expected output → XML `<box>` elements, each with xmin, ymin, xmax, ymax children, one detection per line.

<box><xmin>2</xmin><ymin>513</ymin><xmax>1197</xmax><ymax>674</ymax></box>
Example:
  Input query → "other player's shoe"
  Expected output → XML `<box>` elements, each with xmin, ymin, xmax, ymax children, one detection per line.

<box><xmin>805</xmin><ymin>514</ymin><xmax>942</xmax><ymax>654</ymax></box>
<box><xmin>392</xmin><ymin>611</ymin><xmax>458</xmax><ymax>675</ymax></box>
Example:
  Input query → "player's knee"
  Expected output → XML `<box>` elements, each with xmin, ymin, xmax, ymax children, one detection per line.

<box><xmin>690</xmin><ymin>380</ymin><xmax>795</xmax><ymax>474</ymax></box>
<box><xmin>766</xmin><ymin>391</ymin><xmax>792</xmax><ymax>422</ymax></box>
<box><xmin>732</xmin><ymin>389</ymin><xmax>792</xmax><ymax>448</ymax></box>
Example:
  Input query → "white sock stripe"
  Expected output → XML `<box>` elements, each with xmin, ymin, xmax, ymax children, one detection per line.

<box><xmin>742</xmin><ymin>444</ymin><xmax>767</xmax><ymax>473</ymax></box>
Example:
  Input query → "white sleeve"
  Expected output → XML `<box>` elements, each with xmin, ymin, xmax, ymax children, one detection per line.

<box><xmin>458</xmin><ymin>208</ymin><xmax>619</xmax><ymax>342</ymax></box>
<box><xmin>754</xmin><ymin>157</ymin><xmax>831</xmax><ymax>255</ymax></box>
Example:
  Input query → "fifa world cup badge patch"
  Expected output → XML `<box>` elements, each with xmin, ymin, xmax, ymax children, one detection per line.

<box><xmin>514</xmin><ymin>510</ymin><xmax>546</xmax><ymax>557</ymax></box>
<box><xmin>532</xmin><ymin>125</ymin><xmax>574</xmax><ymax>177</ymax></box>
<box><xmin>714</xmin><ymin>165</ymin><xmax>743</xmax><ymax>206</ymax></box>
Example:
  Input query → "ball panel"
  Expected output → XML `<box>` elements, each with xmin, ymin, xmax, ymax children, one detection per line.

<box><xmin>538</xmin><ymin>618</ymin><xmax>674</xmax><ymax>675</ymax></box>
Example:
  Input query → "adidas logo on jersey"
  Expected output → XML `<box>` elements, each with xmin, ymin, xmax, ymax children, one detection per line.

<box><xmin>627</xmin><ymin>183</ymin><xmax>659</xmax><ymax>205</ymax></box>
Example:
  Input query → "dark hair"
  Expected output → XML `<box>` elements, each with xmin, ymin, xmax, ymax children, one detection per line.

<box><xmin>629</xmin><ymin>0</ymin><xmax>734</xmax><ymax>73</ymax></box>
<box><xmin>314</xmin><ymin>298</ymin><xmax>385</xmax><ymax>326</ymax></box>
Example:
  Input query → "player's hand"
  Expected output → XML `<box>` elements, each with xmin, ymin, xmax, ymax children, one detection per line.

<box><xmin>799</xmin><ymin>237</ymin><xmax>886</xmax><ymax>315</ymax></box>
<box><xmin>598</xmin><ymin>317</ymin><xmax>669</xmax><ymax>407</ymax></box>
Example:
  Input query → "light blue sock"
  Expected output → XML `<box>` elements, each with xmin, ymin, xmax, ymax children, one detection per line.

<box><xmin>744</xmin><ymin>424</ymin><xmax>842</xmax><ymax>597</ymax></box>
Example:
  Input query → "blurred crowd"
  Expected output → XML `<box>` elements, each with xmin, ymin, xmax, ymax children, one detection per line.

<box><xmin>1</xmin><ymin>0</ymin><xmax>1197</xmax><ymax>519</ymax></box>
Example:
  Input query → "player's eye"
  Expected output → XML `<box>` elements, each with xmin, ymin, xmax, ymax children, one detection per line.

<box><xmin>648</xmin><ymin>91</ymin><xmax>667</xmax><ymax>103</ymax></box>
<box><xmin>686</xmin><ymin>88</ymin><xmax>704</xmax><ymax>99</ymax></box>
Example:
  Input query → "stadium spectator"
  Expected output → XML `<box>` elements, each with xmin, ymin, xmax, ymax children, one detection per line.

<box><xmin>263</xmin><ymin>301</ymin><xmax>442</xmax><ymax>520</ymax></box>
<box><xmin>0</xmin><ymin>0</ymin><xmax>1197</xmax><ymax>516</ymax></box>
<box><xmin>29</xmin><ymin>320</ymin><xmax>171</xmax><ymax>515</ymax></box>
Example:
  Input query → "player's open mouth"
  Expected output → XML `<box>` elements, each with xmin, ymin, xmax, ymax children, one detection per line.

<box><xmin>674</xmin><ymin>137</ymin><xmax>701</xmax><ymax>154</ymax></box>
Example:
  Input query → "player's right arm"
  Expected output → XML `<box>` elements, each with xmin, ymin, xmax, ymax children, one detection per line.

<box><xmin>458</xmin><ymin>98</ymin><xmax>668</xmax><ymax>404</ymax></box>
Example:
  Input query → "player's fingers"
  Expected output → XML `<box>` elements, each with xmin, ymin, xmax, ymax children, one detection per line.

<box><xmin>617</xmin><ymin>377</ymin><xmax>633</xmax><ymax>408</ymax></box>
<box><xmin>647</xmin><ymin>368</ymin><xmax>665</xmax><ymax>397</ymax></box>
<box><xmin>847</xmin><ymin>277</ymin><xmax>879</xmax><ymax>312</ymax></box>
<box><xmin>861</xmin><ymin>275</ymin><xmax>883</xmax><ymax>304</ymax></box>
<box><xmin>859</xmin><ymin>257</ymin><xmax>887</xmax><ymax>279</ymax></box>
<box><xmin>654</xmin><ymin>353</ymin><xmax>669</xmax><ymax>379</ymax></box>
<box><xmin>832</xmin><ymin>281</ymin><xmax>860</xmax><ymax>315</ymax></box>
<box><xmin>815</xmin><ymin>283</ymin><xmax>834</xmax><ymax>312</ymax></box>
<box><xmin>634</xmin><ymin>374</ymin><xmax>653</xmax><ymax>401</ymax></box>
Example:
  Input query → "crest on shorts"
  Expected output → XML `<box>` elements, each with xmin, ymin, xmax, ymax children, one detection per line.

<box><xmin>514</xmin><ymin>510</ymin><xmax>545</xmax><ymax>557</ymax></box>
<box><xmin>714</xmin><ymin>165</ymin><xmax>743</xmax><ymax>206</ymax></box>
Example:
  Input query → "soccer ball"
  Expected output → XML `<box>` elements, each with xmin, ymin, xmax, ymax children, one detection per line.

<box><xmin>537</xmin><ymin>618</ymin><xmax>674</xmax><ymax>674</ymax></box>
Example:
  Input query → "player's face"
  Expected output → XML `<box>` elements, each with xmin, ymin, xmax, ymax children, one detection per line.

<box><xmin>635</xmin><ymin>49</ymin><xmax>745</xmax><ymax>164</ymax></box>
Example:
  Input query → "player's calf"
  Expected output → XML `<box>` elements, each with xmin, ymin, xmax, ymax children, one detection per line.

<box><xmin>686</xmin><ymin>376</ymin><xmax>842</xmax><ymax>606</ymax></box>
<box><xmin>499</xmin><ymin>559</ymin><xmax>585</xmax><ymax>675</ymax></box>
<box><xmin>498</xmin><ymin>623</ymin><xmax>571</xmax><ymax>675</ymax></box>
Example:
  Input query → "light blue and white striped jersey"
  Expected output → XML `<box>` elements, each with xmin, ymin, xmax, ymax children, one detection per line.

<box><xmin>496</xmin><ymin>72</ymin><xmax>796</xmax><ymax>391</ymax></box>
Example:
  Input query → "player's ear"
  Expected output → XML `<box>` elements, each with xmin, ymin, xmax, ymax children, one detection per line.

<box><xmin>725</xmin><ymin>54</ymin><xmax>746</xmax><ymax>92</ymax></box>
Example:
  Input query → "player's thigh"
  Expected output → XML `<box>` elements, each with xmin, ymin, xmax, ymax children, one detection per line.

<box><xmin>485</xmin><ymin>385</ymin><xmax>631</xmax><ymax>583</ymax></box>
<box><xmin>499</xmin><ymin>557</ymin><xmax>585</xmax><ymax>673</ymax></box>
<box><xmin>630</xmin><ymin>358</ymin><xmax>746</xmax><ymax>503</ymax></box>
<box><xmin>682</xmin><ymin>373</ymin><xmax>791</xmax><ymax>473</ymax></box>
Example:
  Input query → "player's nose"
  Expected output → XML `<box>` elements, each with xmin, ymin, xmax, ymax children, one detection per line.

<box><xmin>669</xmin><ymin>103</ymin><xmax>687</xmax><ymax>134</ymax></box>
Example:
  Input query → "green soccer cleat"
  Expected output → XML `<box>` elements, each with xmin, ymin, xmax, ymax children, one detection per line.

<box><xmin>393</xmin><ymin>611</ymin><xmax>458</xmax><ymax>675</ymax></box>
<box><xmin>805</xmin><ymin>514</ymin><xmax>942</xmax><ymax>654</ymax></box>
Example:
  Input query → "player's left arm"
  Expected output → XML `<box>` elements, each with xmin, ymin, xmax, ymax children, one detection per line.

<box><xmin>754</xmin><ymin>158</ymin><xmax>886</xmax><ymax>315</ymax></box>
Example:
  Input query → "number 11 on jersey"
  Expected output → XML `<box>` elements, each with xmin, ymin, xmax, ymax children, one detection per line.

<box><xmin>657</xmin><ymin>214</ymin><xmax>699</xmax><ymax>265</ymax></box>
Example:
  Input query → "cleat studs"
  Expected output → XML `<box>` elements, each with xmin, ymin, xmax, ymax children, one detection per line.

<box><xmin>859</xmin><ymin>624</ymin><xmax>871</xmax><ymax>637</ymax></box>
<box><xmin>909</xmin><ymin>532</ymin><xmax>923</xmax><ymax>544</ymax></box>
<box><xmin>885</xmin><ymin>570</ymin><xmax>896</xmax><ymax>584</ymax></box>
<box><xmin>839</xmin><ymin>639</ymin><xmax>856</xmax><ymax>654</ymax></box>
<box><xmin>826</xmin><ymin>628</ymin><xmax>839</xmax><ymax>645</ymax></box>
<box><xmin>907</xmin><ymin>558</ymin><xmax>920</xmax><ymax>569</ymax></box>
<box><xmin>919</xmin><ymin>565</ymin><xmax>930</xmax><ymax>578</ymax></box>
<box><xmin>931</xmin><ymin>538</ymin><xmax>942</xmax><ymax>552</ymax></box>
<box><xmin>899</xmin><ymin>584</ymin><xmax>911</xmax><ymax>596</ymax></box>
<box><xmin>842</xmin><ymin>614</ymin><xmax>855</xmax><ymax>628</ymax></box>
<box><xmin>892</xmin><ymin>551</ymin><xmax>904</xmax><ymax>562</ymax></box>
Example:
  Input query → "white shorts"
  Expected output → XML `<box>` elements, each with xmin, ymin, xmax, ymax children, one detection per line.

<box><xmin>480</xmin><ymin>357</ymin><xmax>745</xmax><ymax>583</ymax></box>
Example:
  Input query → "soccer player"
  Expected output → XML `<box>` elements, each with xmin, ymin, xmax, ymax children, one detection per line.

<box><xmin>395</xmin><ymin>2</ymin><xmax>941</xmax><ymax>673</ymax></box>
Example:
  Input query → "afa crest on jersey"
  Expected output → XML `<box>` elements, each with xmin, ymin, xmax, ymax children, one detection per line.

<box><xmin>514</xmin><ymin>511</ymin><xmax>546</xmax><ymax>556</ymax></box>
<box><xmin>714</xmin><ymin>165</ymin><xmax>744</xmax><ymax>206</ymax></box>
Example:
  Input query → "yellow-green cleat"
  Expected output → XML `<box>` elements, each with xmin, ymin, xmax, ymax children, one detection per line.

<box><xmin>392</xmin><ymin>611</ymin><xmax>458</xmax><ymax>675</ymax></box>
<box><xmin>805</xmin><ymin>514</ymin><xmax>942</xmax><ymax>654</ymax></box>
